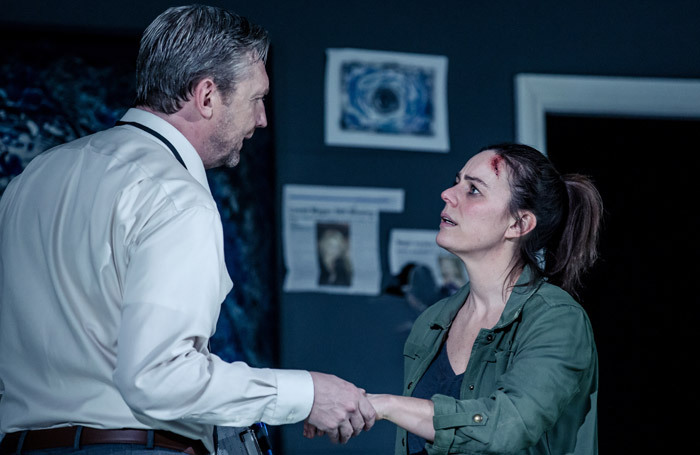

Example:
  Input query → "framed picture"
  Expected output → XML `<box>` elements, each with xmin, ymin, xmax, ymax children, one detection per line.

<box><xmin>325</xmin><ymin>48</ymin><xmax>449</xmax><ymax>152</ymax></box>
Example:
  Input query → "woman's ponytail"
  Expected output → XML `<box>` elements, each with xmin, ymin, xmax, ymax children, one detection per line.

<box><xmin>545</xmin><ymin>174</ymin><xmax>604</xmax><ymax>295</ymax></box>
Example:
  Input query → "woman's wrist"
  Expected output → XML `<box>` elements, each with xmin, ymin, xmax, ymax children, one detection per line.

<box><xmin>367</xmin><ymin>393</ymin><xmax>392</xmax><ymax>421</ymax></box>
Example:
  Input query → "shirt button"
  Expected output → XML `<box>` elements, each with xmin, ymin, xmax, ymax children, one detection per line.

<box><xmin>469</xmin><ymin>384</ymin><xmax>475</xmax><ymax>390</ymax></box>
<box><xmin>486</xmin><ymin>334</ymin><xmax>494</xmax><ymax>342</ymax></box>
<box><xmin>473</xmin><ymin>414</ymin><xmax>483</xmax><ymax>423</ymax></box>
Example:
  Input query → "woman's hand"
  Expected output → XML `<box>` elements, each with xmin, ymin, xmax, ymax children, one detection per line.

<box><xmin>304</xmin><ymin>392</ymin><xmax>435</xmax><ymax>442</ymax></box>
<box><xmin>303</xmin><ymin>420</ymin><xmax>325</xmax><ymax>439</ymax></box>
<box><xmin>366</xmin><ymin>393</ymin><xmax>436</xmax><ymax>442</ymax></box>
<box><xmin>303</xmin><ymin>388</ymin><xmax>378</xmax><ymax>441</ymax></box>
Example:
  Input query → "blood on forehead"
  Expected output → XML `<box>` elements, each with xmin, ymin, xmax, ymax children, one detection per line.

<box><xmin>490</xmin><ymin>155</ymin><xmax>504</xmax><ymax>177</ymax></box>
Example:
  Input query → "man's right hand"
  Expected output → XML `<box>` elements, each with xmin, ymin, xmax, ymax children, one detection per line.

<box><xmin>305</xmin><ymin>371</ymin><xmax>376</xmax><ymax>444</ymax></box>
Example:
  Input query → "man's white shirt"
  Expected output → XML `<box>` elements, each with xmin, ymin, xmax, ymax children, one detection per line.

<box><xmin>0</xmin><ymin>109</ymin><xmax>313</xmax><ymax>451</ymax></box>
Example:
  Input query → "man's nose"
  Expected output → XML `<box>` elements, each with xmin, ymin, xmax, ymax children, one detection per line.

<box><xmin>256</xmin><ymin>105</ymin><xmax>268</xmax><ymax>128</ymax></box>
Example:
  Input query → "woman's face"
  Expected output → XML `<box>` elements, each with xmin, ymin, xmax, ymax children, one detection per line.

<box><xmin>319</xmin><ymin>230</ymin><xmax>347</xmax><ymax>264</ymax></box>
<box><xmin>437</xmin><ymin>150</ymin><xmax>518</xmax><ymax>260</ymax></box>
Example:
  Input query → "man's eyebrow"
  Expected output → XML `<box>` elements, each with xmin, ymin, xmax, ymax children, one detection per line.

<box><xmin>252</xmin><ymin>86</ymin><xmax>269</xmax><ymax>98</ymax></box>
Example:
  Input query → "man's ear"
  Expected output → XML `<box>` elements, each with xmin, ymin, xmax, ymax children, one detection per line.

<box><xmin>192</xmin><ymin>78</ymin><xmax>217</xmax><ymax>120</ymax></box>
<box><xmin>507</xmin><ymin>211</ymin><xmax>537</xmax><ymax>239</ymax></box>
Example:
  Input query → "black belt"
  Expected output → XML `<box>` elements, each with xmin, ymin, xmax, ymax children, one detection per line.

<box><xmin>0</xmin><ymin>427</ymin><xmax>208</xmax><ymax>455</ymax></box>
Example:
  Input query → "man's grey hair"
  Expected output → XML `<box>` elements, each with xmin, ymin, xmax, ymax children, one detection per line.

<box><xmin>135</xmin><ymin>4</ymin><xmax>269</xmax><ymax>114</ymax></box>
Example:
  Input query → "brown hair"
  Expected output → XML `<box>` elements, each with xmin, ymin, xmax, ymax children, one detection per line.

<box><xmin>484</xmin><ymin>143</ymin><xmax>603</xmax><ymax>296</ymax></box>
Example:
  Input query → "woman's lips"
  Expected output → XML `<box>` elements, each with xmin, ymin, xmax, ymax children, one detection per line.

<box><xmin>440</xmin><ymin>213</ymin><xmax>457</xmax><ymax>226</ymax></box>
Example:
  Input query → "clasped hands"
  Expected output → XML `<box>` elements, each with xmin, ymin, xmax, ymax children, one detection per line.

<box><xmin>303</xmin><ymin>372</ymin><xmax>385</xmax><ymax>444</ymax></box>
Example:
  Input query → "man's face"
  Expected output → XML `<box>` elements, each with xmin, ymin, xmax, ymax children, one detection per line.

<box><xmin>205</xmin><ymin>60</ymin><xmax>269</xmax><ymax>168</ymax></box>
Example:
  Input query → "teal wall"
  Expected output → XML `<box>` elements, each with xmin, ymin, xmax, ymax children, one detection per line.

<box><xmin>4</xmin><ymin>1</ymin><xmax>699</xmax><ymax>453</ymax></box>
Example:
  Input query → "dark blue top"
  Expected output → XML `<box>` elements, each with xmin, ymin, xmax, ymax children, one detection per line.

<box><xmin>407</xmin><ymin>340</ymin><xmax>464</xmax><ymax>455</ymax></box>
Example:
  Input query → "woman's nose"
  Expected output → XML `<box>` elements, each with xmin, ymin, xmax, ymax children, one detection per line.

<box><xmin>441</xmin><ymin>186</ymin><xmax>456</xmax><ymax>205</ymax></box>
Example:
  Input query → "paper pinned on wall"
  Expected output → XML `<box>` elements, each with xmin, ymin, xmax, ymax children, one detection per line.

<box><xmin>325</xmin><ymin>48</ymin><xmax>449</xmax><ymax>152</ymax></box>
<box><xmin>283</xmin><ymin>184</ymin><xmax>404</xmax><ymax>295</ymax></box>
<box><xmin>388</xmin><ymin>229</ymin><xmax>468</xmax><ymax>294</ymax></box>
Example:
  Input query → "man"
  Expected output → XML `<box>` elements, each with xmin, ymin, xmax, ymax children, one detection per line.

<box><xmin>0</xmin><ymin>5</ymin><xmax>374</xmax><ymax>455</ymax></box>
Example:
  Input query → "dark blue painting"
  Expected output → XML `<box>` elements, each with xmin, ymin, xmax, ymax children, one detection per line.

<box><xmin>340</xmin><ymin>61</ymin><xmax>435</xmax><ymax>136</ymax></box>
<box><xmin>0</xmin><ymin>28</ymin><xmax>277</xmax><ymax>368</ymax></box>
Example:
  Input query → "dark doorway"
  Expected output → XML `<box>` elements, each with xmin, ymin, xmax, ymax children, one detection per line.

<box><xmin>546</xmin><ymin>114</ymin><xmax>698</xmax><ymax>453</ymax></box>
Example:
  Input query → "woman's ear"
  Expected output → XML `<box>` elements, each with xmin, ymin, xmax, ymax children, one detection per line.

<box><xmin>507</xmin><ymin>211</ymin><xmax>537</xmax><ymax>239</ymax></box>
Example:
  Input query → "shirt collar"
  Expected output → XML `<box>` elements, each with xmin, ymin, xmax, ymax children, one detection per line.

<box><xmin>119</xmin><ymin>108</ymin><xmax>211</xmax><ymax>194</ymax></box>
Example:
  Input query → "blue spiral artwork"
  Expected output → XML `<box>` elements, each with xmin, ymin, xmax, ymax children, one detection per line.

<box><xmin>340</xmin><ymin>61</ymin><xmax>435</xmax><ymax>136</ymax></box>
<box><xmin>325</xmin><ymin>48</ymin><xmax>449</xmax><ymax>152</ymax></box>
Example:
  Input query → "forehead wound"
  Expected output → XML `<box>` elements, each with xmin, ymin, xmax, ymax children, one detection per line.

<box><xmin>490</xmin><ymin>155</ymin><xmax>504</xmax><ymax>177</ymax></box>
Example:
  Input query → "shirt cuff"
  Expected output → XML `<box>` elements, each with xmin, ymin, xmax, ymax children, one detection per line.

<box><xmin>272</xmin><ymin>369</ymin><xmax>314</xmax><ymax>424</ymax></box>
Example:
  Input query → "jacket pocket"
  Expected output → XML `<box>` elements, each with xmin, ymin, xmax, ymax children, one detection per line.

<box><xmin>403</xmin><ymin>341</ymin><xmax>425</xmax><ymax>360</ymax></box>
<box><xmin>494</xmin><ymin>349</ymin><xmax>515</xmax><ymax>377</ymax></box>
<box><xmin>403</xmin><ymin>341</ymin><xmax>433</xmax><ymax>393</ymax></box>
<box><xmin>478</xmin><ymin>349</ymin><xmax>514</xmax><ymax>389</ymax></box>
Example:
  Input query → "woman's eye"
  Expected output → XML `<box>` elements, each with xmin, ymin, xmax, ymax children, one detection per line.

<box><xmin>468</xmin><ymin>185</ymin><xmax>481</xmax><ymax>195</ymax></box>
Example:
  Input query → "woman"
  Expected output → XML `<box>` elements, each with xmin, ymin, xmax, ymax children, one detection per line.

<box><xmin>317</xmin><ymin>224</ymin><xmax>353</xmax><ymax>286</ymax></box>
<box><xmin>369</xmin><ymin>143</ymin><xmax>602</xmax><ymax>454</ymax></box>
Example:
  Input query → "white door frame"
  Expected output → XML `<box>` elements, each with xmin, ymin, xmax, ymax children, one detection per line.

<box><xmin>515</xmin><ymin>73</ymin><xmax>700</xmax><ymax>155</ymax></box>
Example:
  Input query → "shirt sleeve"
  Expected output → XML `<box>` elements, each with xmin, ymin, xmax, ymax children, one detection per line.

<box><xmin>112</xmin><ymin>193</ymin><xmax>314</xmax><ymax>427</ymax></box>
<box><xmin>428</xmin><ymin>302</ymin><xmax>595</xmax><ymax>453</ymax></box>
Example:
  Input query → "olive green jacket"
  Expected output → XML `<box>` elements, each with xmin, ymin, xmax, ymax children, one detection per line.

<box><xmin>395</xmin><ymin>269</ymin><xmax>598</xmax><ymax>454</ymax></box>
